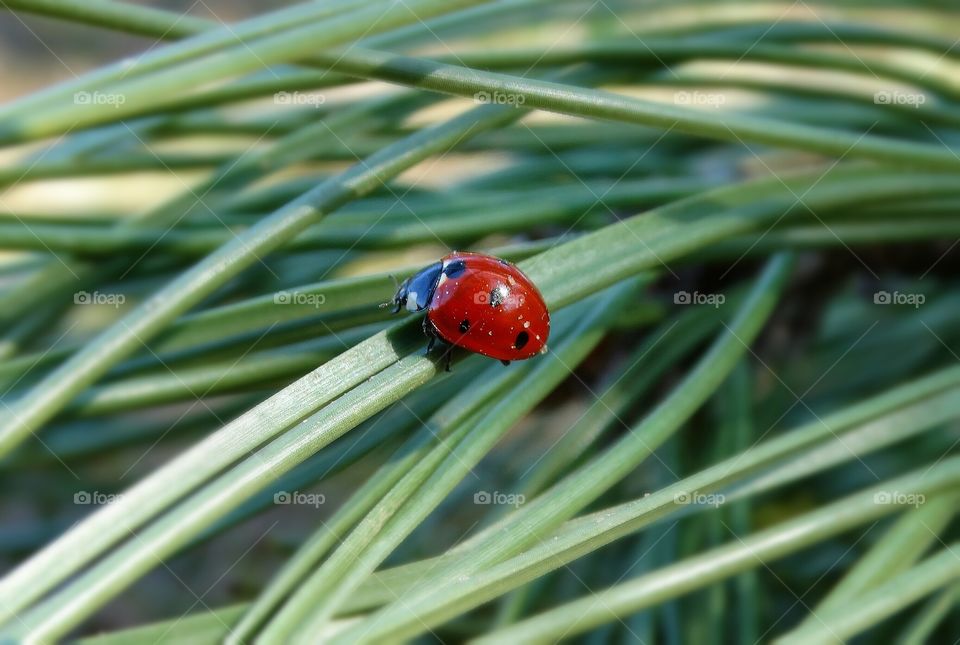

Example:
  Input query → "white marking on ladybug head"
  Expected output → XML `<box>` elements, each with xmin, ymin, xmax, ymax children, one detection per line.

<box><xmin>406</xmin><ymin>291</ymin><xmax>420</xmax><ymax>312</ymax></box>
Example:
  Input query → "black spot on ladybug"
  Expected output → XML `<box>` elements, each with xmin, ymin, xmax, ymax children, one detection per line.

<box><xmin>489</xmin><ymin>287</ymin><xmax>505</xmax><ymax>307</ymax></box>
<box><xmin>459</xmin><ymin>319</ymin><xmax>470</xmax><ymax>333</ymax></box>
<box><xmin>514</xmin><ymin>331</ymin><xmax>529</xmax><ymax>349</ymax></box>
<box><xmin>444</xmin><ymin>259</ymin><xmax>467</xmax><ymax>278</ymax></box>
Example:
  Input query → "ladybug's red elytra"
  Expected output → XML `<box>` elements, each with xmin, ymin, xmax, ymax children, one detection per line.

<box><xmin>391</xmin><ymin>252</ymin><xmax>550</xmax><ymax>368</ymax></box>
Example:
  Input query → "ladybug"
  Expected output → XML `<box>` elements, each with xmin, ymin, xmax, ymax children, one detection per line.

<box><xmin>390</xmin><ymin>252</ymin><xmax>550</xmax><ymax>368</ymax></box>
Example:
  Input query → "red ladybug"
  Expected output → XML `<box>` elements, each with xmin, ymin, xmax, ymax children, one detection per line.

<box><xmin>391</xmin><ymin>252</ymin><xmax>550</xmax><ymax>368</ymax></box>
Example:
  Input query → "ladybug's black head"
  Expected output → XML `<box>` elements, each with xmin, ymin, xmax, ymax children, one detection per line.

<box><xmin>392</xmin><ymin>261</ymin><xmax>443</xmax><ymax>314</ymax></box>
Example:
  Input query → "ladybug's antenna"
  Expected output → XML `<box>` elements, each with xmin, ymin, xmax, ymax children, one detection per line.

<box><xmin>379</xmin><ymin>274</ymin><xmax>401</xmax><ymax>311</ymax></box>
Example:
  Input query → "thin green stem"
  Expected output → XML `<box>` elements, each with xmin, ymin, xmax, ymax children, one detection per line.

<box><xmin>0</xmin><ymin>98</ymin><xmax>536</xmax><ymax>624</ymax></box>
<box><xmin>331</xmin><ymin>253</ymin><xmax>793</xmax><ymax>642</ymax></box>
<box><xmin>777</xmin><ymin>544</ymin><xmax>960</xmax><ymax>644</ymax></box>
<box><xmin>470</xmin><ymin>476</ymin><xmax>960</xmax><ymax>645</ymax></box>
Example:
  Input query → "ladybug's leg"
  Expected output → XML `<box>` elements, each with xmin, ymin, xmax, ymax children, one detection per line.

<box><xmin>443</xmin><ymin>346</ymin><xmax>454</xmax><ymax>372</ymax></box>
<box><xmin>428</xmin><ymin>336</ymin><xmax>454</xmax><ymax>372</ymax></box>
<box><xmin>422</xmin><ymin>316</ymin><xmax>437</xmax><ymax>354</ymax></box>
<box><xmin>500</xmin><ymin>359</ymin><xmax>511</xmax><ymax>366</ymax></box>
<box><xmin>421</xmin><ymin>316</ymin><xmax>453</xmax><ymax>371</ymax></box>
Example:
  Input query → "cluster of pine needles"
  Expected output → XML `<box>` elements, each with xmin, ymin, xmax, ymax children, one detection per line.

<box><xmin>1</xmin><ymin>0</ymin><xmax>960</xmax><ymax>642</ymax></box>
